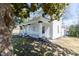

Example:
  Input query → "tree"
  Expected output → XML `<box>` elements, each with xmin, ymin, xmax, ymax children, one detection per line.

<box><xmin>12</xmin><ymin>3</ymin><xmax>69</xmax><ymax>21</ymax></box>
<box><xmin>12</xmin><ymin>3</ymin><xmax>37</xmax><ymax>24</ymax></box>
<box><xmin>0</xmin><ymin>4</ymin><xmax>15</xmax><ymax>56</ymax></box>
<box><xmin>42</xmin><ymin>3</ymin><xmax>69</xmax><ymax>21</ymax></box>
<box><xmin>41</xmin><ymin>4</ymin><xmax>69</xmax><ymax>24</ymax></box>
<box><xmin>12</xmin><ymin>3</ymin><xmax>29</xmax><ymax>18</ymax></box>
<box><xmin>12</xmin><ymin>3</ymin><xmax>38</xmax><ymax>18</ymax></box>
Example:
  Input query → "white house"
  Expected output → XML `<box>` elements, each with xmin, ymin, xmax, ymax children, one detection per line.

<box><xmin>12</xmin><ymin>8</ymin><xmax>65</xmax><ymax>39</ymax></box>
<box><xmin>22</xmin><ymin>16</ymin><xmax>65</xmax><ymax>39</ymax></box>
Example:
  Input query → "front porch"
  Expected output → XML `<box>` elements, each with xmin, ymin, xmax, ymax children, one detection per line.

<box><xmin>26</xmin><ymin>20</ymin><xmax>50</xmax><ymax>39</ymax></box>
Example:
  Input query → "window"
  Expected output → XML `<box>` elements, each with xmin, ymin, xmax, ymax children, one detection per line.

<box><xmin>20</xmin><ymin>26</ymin><xmax>23</xmax><ymax>30</ymax></box>
<box><xmin>42</xmin><ymin>26</ymin><xmax>45</xmax><ymax>33</ymax></box>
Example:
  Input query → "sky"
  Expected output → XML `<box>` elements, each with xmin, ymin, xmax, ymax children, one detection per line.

<box><xmin>63</xmin><ymin>3</ymin><xmax>79</xmax><ymax>26</ymax></box>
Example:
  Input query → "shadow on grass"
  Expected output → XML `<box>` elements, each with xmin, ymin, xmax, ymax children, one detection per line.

<box><xmin>12</xmin><ymin>35</ymin><xmax>79</xmax><ymax>56</ymax></box>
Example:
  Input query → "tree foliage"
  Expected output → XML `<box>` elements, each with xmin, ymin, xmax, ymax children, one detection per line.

<box><xmin>12</xmin><ymin>3</ymin><xmax>69</xmax><ymax>21</ymax></box>
<box><xmin>42</xmin><ymin>3</ymin><xmax>69</xmax><ymax>21</ymax></box>
<box><xmin>68</xmin><ymin>25</ymin><xmax>79</xmax><ymax>37</ymax></box>
<box><xmin>12</xmin><ymin>3</ymin><xmax>38</xmax><ymax>18</ymax></box>
<box><xmin>12</xmin><ymin>3</ymin><xmax>29</xmax><ymax>18</ymax></box>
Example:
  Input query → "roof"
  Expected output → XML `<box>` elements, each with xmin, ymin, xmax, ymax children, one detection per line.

<box><xmin>18</xmin><ymin>16</ymin><xmax>50</xmax><ymax>26</ymax></box>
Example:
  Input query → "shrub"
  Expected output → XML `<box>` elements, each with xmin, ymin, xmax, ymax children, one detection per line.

<box><xmin>68</xmin><ymin>24</ymin><xmax>79</xmax><ymax>37</ymax></box>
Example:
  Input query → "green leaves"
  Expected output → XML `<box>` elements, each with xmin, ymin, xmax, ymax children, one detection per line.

<box><xmin>30</xmin><ymin>3</ymin><xmax>37</xmax><ymax>12</ymax></box>
<box><xmin>68</xmin><ymin>25</ymin><xmax>79</xmax><ymax>37</ymax></box>
<box><xmin>19</xmin><ymin>8</ymin><xmax>29</xmax><ymax>18</ymax></box>
<box><xmin>42</xmin><ymin>3</ymin><xmax>69</xmax><ymax>21</ymax></box>
<box><xmin>12</xmin><ymin>3</ymin><xmax>69</xmax><ymax>22</ymax></box>
<box><xmin>12</xmin><ymin>3</ymin><xmax>30</xmax><ymax>18</ymax></box>
<box><xmin>12</xmin><ymin>3</ymin><xmax>38</xmax><ymax>18</ymax></box>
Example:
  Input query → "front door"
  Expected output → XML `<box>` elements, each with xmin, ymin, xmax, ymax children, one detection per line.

<box><xmin>42</xmin><ymin>26</ymin><xmax>45</xmax><ymax>34</ymax></box>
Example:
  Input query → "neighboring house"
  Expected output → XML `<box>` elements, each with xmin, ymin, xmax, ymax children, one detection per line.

<box><xmin>12</xmin><ymin>8</ymin><xmax>65</xmax><ymax>39</ymax></box>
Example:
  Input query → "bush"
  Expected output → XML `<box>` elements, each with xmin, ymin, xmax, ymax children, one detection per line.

<box><xmin>68</xmin><ymin>24</ymin><xmax>79</xmax><ymax>37</ymax></box>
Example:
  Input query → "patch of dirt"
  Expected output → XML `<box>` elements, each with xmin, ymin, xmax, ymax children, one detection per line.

<box><xmin>52</xmin><ymin>37</ymin><xmax>79</xmax><ymax>54</ymax></box>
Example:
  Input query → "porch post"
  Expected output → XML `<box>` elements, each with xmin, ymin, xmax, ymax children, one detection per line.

<box><xmin>50</xmin><ymin>22</ymin><xmax>53</xmax><ymax>39</ymax></box>
<box><xmin>27</xmin><ymin>24</ymin><xmax>31</xmax><ymax>35</ymax></box>
<box><xmin>38</xmin><ymin>21</ymin><xmax>43</xmax><ymax>38</ymax></box>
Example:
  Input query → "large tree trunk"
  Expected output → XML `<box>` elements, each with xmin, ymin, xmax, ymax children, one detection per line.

<box><xmin>0</xmin><ymin>26</ymin><xmax>13</xmax><ymax>56</ymax></box>
<box><xmin>0</xmin><ymin>4</ymin><xmax>15</xmax><ymax>56</ymax></box>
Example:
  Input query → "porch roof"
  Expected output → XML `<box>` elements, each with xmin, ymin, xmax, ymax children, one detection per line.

<box><xmin>19</xmin><ymin>16</ymin><xmax>50</xmax><ymax>26</ymax></box>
